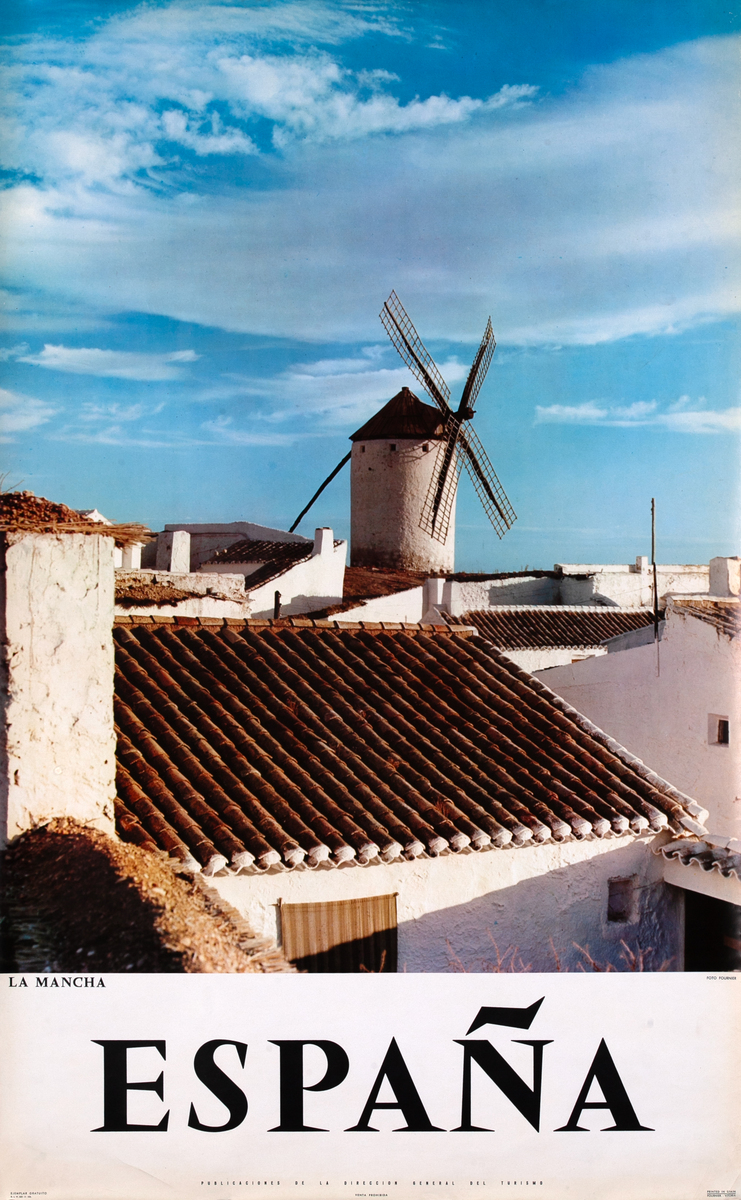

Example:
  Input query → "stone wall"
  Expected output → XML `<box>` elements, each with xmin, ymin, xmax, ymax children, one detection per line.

<box><xmin>1</xmin><ymin>531</ymin><xmax>116</xmax><ymax>846</ymax></box>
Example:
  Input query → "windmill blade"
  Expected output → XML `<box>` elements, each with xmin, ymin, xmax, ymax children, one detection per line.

<box><xmin>458</xmin><ymin>317</ymin><xmax>496</xmax><ymax>415</ymax></box>
<box><xmin>457</xmin><ymin>423</ymin><xmax>516</xmax><ymax>538</ymax></box>
<box><xmin>380</xmin><ymin>291</ymin><xmax>452</xmax><ymax>415</ymax></box>
<box><xmin>419</xmin><ymin>426</ymin><xmax>462</xmax><ymax>544</ymax></box>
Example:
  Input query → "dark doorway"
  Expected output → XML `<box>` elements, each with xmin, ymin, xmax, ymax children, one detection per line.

<box><xmin>684</xmin><ymin>890</ymin><xmax>741</xmax><ymax>971</ymax></box>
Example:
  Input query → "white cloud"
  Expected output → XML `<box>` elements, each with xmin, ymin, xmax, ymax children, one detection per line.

<box><xmin>0</xmin><ymin>387</ymin><xmax>57</xmax><ymax>441</ymax></box>
<box><xmin>0</xmin><ymin>16</ymin><xmax>737</xmax><ymax>348</ymax></box>
<box><xmin>0</xmin><ymin>6</ymin><xmax>534</xmax><ymax>191</ymax></box>
<box><xmin>214</xmin><ymin>354</ymin><xmax>468</xmax><ymax>427</ymax></box>
<box><xmin>659</xmin><ymin>407</ymin><xmax>741</xmax><ymax>433</ymax></box>
<box><xmin>18</xmin><ymin>345</ymin><xmax>199</xmax><ymax>381</ymax></box>
<box><xmin>77</xmin><ymin>401</ymin><xmax>164</xmax><ymax>422</ymax></box>
<box><xmin>0</xmin><ymin>343</ymin><xmax>29</xmax><ymax>360</ymax></box>
<box><xmin>161</xmin><ymin>109</ymin><xmax>257</xmax><ymax>155</ymax></box>
<box><xmin>200</xmin><ymin>415</ymin><xmax>316</xmax><ymax>445</ymax></box>
<box><xmin>0</xmin><ymin>289</ymin><xmax>110</xmax><ymax>334</ymax></box>
<box><xmin>535</xmin><ymin>398</ymin><xmax>741</xmax><ymax>433</ymax></box>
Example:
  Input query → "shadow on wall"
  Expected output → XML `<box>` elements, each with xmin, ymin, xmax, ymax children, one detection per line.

<box><xmin>395</xmin><ymin>850</ymin><xmax>684</xmax><ymax>973</ymax></box>
<box><xmin>253</xmin><ymin>592</ymin><xmax>346</xmax><ymax>619</ymax></box>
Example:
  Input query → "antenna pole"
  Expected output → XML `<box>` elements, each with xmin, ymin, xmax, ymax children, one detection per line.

<box><xmin>651</xmin><ymin>497</ymin><xmax>659</xmax><ymax>640</ymax></box>
<box><xmin>651</xmin><ymin>497</ymin><xmax>661</xmax><ymax>677</ymax></box>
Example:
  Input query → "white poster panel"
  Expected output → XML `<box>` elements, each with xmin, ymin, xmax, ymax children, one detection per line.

<box><xmin>1</xmin><ymin>972</ymin><xmax>739</xmax><ymax>1200</ymax></box>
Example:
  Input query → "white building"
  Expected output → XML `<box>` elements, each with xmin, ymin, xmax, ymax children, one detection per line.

<box><xmin>535</xmin><ymin>559</ymin><xmax>741</xmax><ymax>840</ymax></box>
<box><xmin>202</xmin><ymin>526</ymin><xmax>346</xmax><ymax>619</ymax></box>
<box><xmin>4</xmin><ymin>493</ymin><xmax>737</xmax><ymax>974</ymax></box>
<box><xmin>117</xmin><ymin>525</ymin><xmax>346</xmax><ymax>620</ymax></box>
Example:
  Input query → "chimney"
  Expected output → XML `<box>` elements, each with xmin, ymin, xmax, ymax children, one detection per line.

<box><xmin>156</xmin><ymin>529</ymin><xmax>191</xmax><ymax>572</ymax></box>
<box><xmin>423</xmin><ymin>576</ymin><xmax>447</xmax><ymax>612</ymax></box>
<box><xmin>1</xmin><ymin>530</ymin><xmax>116</xmax><ymax>846</ymax></box>
<box><xmin>709</xmin><ymin>556</ymin><xmax>741</xmax><ymax>597</ymax></box>
<box><xmin>121</xmin><ymin>542</ymin><xmax>142</xmax><ymax>569</ymax></box>
<box><xmin>312</xmin><ymin>527</ymin><xmax>334</xmax><ymax>557</ymax></box>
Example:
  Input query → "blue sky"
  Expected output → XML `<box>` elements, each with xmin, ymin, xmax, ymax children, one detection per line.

<box><xmin>1</xmin><ymin>0</ymin><xmax>739</xmax><ymax>569</ymax></box>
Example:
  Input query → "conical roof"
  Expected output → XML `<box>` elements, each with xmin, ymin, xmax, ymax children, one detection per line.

<box><xmin>350</xmin><ymin>387</ymin><xmax>445</xmax><ymax>442</ymax></box>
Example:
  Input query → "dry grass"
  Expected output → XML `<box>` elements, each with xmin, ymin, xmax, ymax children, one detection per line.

<box><xmin>446</xmin><ymin>930</ymin><xmax>673</xmax><ymax>973</ymax></box>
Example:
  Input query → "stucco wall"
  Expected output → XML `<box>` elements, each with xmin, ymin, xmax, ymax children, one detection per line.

<box><xmin>536</xmin><ymin>607</ymin><xmax>741</xmax><ymax>838</ymax></box>
<box><xmin>0</xmin><ymin>531</ymin><xmax>116</xmax><ymax>845</ymax></box>
<box><xmin>502</xmin><ymin>647</ymin><xmax>608</xmax><ymax>672</ymax></box>
<box><xmin>351</xmin><ymin>439</ymin><xmax>455</xmax><ymax>573</ymax></box>
<box><xmin>334</xmin><ymin>587</ymin><xmax>425</xmax><ymax>624</ymax></box>
<box><xmin>245</xmin><ymin>541</ymin><xmax>347</xmax><ymax>618</ymax></box>
<box><xmin>446</xmin><ymin>575</ymin><xmax>557</xmax><ymax>615</ymax></box>
<box><xmin>210</xmin><ymin>831</ymin><xmax>681</xmax><ymax>972</ymax></box>
<box><xmin>557</xmin><ymin>563</ymin><xmax>710</xmax><ymax>608</ymax></box>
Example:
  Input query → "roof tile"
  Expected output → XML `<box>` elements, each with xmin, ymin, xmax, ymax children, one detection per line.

<box><xmin>113</xmin><ymin>624</ymin><xmax>701</xmax><ymax>874</ymax></box>
<box><xmin>449</xmin><ymin>607</ymin><xmax>654</xmax><ymax>649</ymax></box>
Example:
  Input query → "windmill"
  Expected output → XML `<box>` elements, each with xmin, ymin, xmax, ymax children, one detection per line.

<box><xmin>379</xmin><ymin>290</ymin><xmax>516</xmax><ymax>546</ymax></box>
<box><xmin>290</xmin><ymin>291</ymin><xmax>515</xmax><ymax>570</ymax></box>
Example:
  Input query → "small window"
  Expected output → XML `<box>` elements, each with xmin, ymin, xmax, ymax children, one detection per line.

<box><xmin>360</xmin><ymin>444</ymin><xmax>366</xmax><ymax>453</ymax></box>
<box><xmin>390</xmin><ymin>443</ymin><xmax>397</xmax><ymax>452</ymax></box>
<box><xmin>708</xmin><ymin>713</ymin><xmax>730</xmax><ymax>746</ymax></box>
<box><xmin>607</xmin><ymin>877</ymin><xmax>636</xmax><ymax>923</ymax></box>
<box><xmin>422</xmin><ymin>443</ymin><xmax>430</xmax><ymax>452</ymax></box>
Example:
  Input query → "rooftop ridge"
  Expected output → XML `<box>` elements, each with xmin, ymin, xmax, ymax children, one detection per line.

<box><xmin>114</xmin><ymin>614</ymin><xmax>478</xmax><ymax>635</ymax></box>
<box><xmin>451</xmin><ymin>604</ymin><xmax>658</xmax><ymax>614</ymax></box>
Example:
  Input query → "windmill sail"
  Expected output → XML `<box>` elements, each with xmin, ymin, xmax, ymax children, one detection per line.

<box><xmin>459</xmin><ymin>317</ymin><xmax>496</xmax><ymax>413</ymax></box>
<box><xmin>420</xmin><ymin>427</ymin><xmax>462</xmax><ymax>543</ymax></box>
<box><xmin>458</xmin><ymin>422</ymin><xmax>516</xmax><ymax>537</ymax></box>
<box><xmin>381</xmin><ymin>290</ymin><xmax>516</xmax><ymax>544</ymax></box>
<box><xmin>380</xmin><ymin>291</ymin><xmax>451</xmax><ymax>413</ymax></box>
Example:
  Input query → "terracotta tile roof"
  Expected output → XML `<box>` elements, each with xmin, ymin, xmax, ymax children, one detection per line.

<box><xmin>670</xmin><ymin>598</ymin><xmax>740</xmax><ymax>639</ymax></box>
<box><xmin>344</xmin><ymin>565</ymin><xmax>426</xmax><ymax>599</ymax></box>
<box><xmin>203</xmin><ymin>538</ymin><xmax>343</xmax><ymax>591</ymax></box>
<box><xmin>447</xmin><ymin>606</ymin><xmax>655</xmax><ymax>650</ymax></box>
<box><xmin>112</xmin><ymin>620</ymin><xmax>704</xmax><ymax>876</ymax></box>
<box><xmin>660</xmin><ymin>837</ymin><xmax>741</xmax><ymax>880</ymax></box>
<box><xmin>350</xmin><ymin>388</ymin><xmax>444</xmax><ymax>442</ymax></box>
<box><xmin>303</xmin><ymin>566</ymin><xmax>426</xmax><ymax>620</ymax></box>
<box><xmin>208</xmin><ymin>539</ymin><xmax>312</xmax><ymax>567</ymax></box>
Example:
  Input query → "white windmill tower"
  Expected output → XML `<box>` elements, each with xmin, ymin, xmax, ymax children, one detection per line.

<box><xmin>290</xmin><ymin>291</ymin><xmax>516</xmax><ymax>572</ymax></box>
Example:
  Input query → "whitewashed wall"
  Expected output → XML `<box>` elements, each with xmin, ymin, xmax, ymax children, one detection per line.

<box><xmin>245</xmin><ymin>538</ymin><xmax>347</xmax><ymax>618</ymax></box>
<box><xmin>211</xmin><ymin>831</ymin><xmax>681</xmax><ymax>973</ymax></box>
<box><xmin>502</xmin><ymin>647</ymin><xmax>608</xmax><ymax>672</ymax></box>
<box><xmin>351</xmin><ymin>439</ymin><xmax>455</xmax><ymax>573</ymax></box>
<box><xmin>334</xmin><ymin>587</ymin><xmax>425</xmax><ymax>624</ymax></box>
<box><xmin>557</xmin><ymin>562</ymin><xmax>710</xmax><ymax>607</ymax></box>
<box><xmin>446</xmin><ymin>575</ymin><xmax>557</xmax><ymax>615</ymax></box>
<box><xmin>536</xmin><ymin>605</ymin><xmax>741</xmax><ymax>838</ymax></box>
<box><xmin>1</xmin><ymin>532</ymin><xmax>116</xmax><ymax>845</ymax></box>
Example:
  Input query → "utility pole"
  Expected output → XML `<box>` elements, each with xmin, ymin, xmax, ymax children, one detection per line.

<box><xmin>651</xmin><ymin>498</ymin><xmax>660</xmax><ymax>676</ymax></box>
